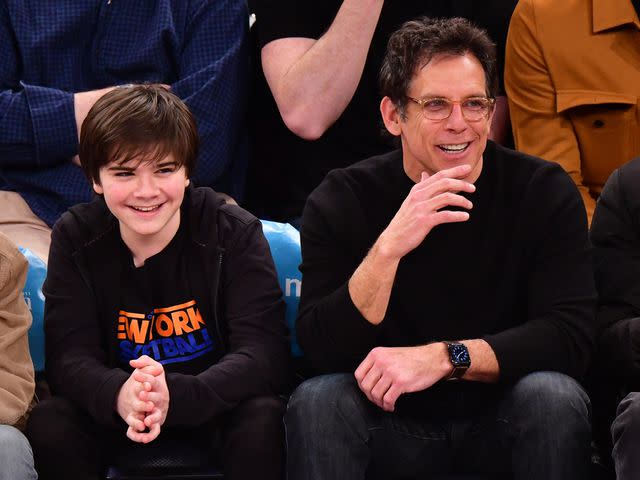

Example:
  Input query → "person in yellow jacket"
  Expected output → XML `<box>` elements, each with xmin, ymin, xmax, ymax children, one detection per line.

<box><xmin>0</xmin><ymin>231</ymin><xmax>37</xmax><ymax>480</ymax></box>
<box><xmin>506</xmin><ymin>0</ymin><xmax>640</xmax><ymax>223</ymax></box>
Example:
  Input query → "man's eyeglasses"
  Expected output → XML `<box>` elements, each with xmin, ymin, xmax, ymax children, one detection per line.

<box><xmin>406</xmin><ymin>96</ymin><xmax>496</xmax><ymax>121</ymax></box>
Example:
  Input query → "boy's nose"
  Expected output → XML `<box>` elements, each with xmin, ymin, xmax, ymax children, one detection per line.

<box><xmin>135</xmin><ymin>175</ymin><xmax>159</xmax><ymax>196</ymax></box>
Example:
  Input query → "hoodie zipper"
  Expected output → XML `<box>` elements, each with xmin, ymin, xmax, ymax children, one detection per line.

<box><xmin>212</xmin><ymin>251</ymin><xmax>227</xmax><ymax>355</ymax></box>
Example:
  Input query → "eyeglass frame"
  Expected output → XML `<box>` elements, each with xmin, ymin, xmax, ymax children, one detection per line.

<box><xmin>405</xmin><ymin>95</ymin><xmax>496</xmax><ymax>122</ymax></box>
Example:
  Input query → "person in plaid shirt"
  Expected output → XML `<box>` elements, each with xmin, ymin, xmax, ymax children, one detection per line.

<box><xmin>0</xmin><ymin>0</ymin><xmax>249</xmax><ymax>264</ymax></box>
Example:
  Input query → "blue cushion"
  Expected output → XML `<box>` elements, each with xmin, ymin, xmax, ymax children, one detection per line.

<box><xmin>19</xmin><ymin>247</ymin><xmax>46</xmax><ymax>373</ymax></box>
<box><xmin>260</xmin><ymin>220</ymin><xmax>302</xmax><ymax>357</ymax></box>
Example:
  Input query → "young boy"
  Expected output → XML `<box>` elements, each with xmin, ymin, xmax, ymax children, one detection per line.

<box><xmin>27</xmin><ymin>85</ymin><xmax>289</xmax><ymax>480</ymax></box>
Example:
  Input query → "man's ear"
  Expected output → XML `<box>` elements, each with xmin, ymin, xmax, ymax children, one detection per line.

<box><xmin>185</xmin><ymin>178</ymin><xmax>190</xmax><ymax>188</ymax></box>
<box><xmin>92</xmin><ymin>181</ymin><xmax>103</xmax><ymax>195</ymax></box>
<box><xmin>380</xmin><ymin>96</ymin><xmax>402</xmax><ymax>137</ymax></box>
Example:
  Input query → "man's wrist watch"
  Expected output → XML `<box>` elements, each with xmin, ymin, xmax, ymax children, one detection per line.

<box><xmin>444</xmin><ymin>341</ymin><xmax>471</xmax><ymax>380</ymax></box>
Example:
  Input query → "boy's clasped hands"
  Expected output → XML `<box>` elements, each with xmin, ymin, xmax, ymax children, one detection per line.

<box><xmin>116</xmin><ymin>355</ymin><xmax>170</xmax><ymax>443</ymax></box>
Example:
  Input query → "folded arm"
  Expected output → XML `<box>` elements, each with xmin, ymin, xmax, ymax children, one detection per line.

<box><xmin>260</xmin><ymin>0</ymin><xmax>384</xmax><ymax>140</ymax></box>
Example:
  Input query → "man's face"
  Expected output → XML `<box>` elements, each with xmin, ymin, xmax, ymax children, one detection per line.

<box><xmin>93</xmin><ymin>153</ymin><xmax>189</xmax><ymax>251</ymax></box>
<box><xmin>385</xmin><ymin>53</ymin><xmax>494</xmax><ymax>183</ymax></box>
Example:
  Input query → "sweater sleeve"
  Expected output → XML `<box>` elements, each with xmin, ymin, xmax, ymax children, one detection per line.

<box><xmin>590</xmin><ymin>159</ymin><xmax>640</xmax><ymax>384</ymax></box>
<box><xmin>295</xmin><ymin>172</ymin><xmax>381</xmax><ymax>374</ymax></box>
<box><xmin>483</xmin><ymin>164</ymin><xmax>597</xmax><ymax>382</ymax></box>
<box><xmin>163</xmin><ymin>219</ymin><xmax>289</xmax><ymax>427</ymax></box>
<box><xmin>44</xmin><ymin>220</ymin><xmax>128</xmax><ymax>427</ymax></box>
<box><xmin>0</xmin><ymin>234</ymin><xmax>35</xmax><ymax>428</ymax></box>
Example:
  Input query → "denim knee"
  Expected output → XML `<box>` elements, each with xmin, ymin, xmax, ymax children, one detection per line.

<box><xmin>506</xmin><ymin>371</ymin><xmax>591</xmax><ymax>436</ymax></box>
<box><xmin>611</xmin><ymin>392</ymin><xmax>640</xmax><ymax>480</ymax></box>
<box><xmin>612</xmin><ymin>392</ymin><xmax>640</xmax><ymax>447</ymax></box>
<box><xmin>0</xmin><ymin>425</ymin><xmax>37</xmax><ymax>480</ymax></box>
<box><xmin>286</xmin><ymin>373</ymin><xmax>368</xmax><ymax>438</ymax></box>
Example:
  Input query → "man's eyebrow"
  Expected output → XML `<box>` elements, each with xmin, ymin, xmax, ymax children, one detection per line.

<box><xmin>418</xmin><ymin>92</ymin><xmax>488</xmax><ymax>99</ymax></box>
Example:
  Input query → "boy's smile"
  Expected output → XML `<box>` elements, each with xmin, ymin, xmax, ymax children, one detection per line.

<box><xmin>92</xmin><ymin>153</ymin><xmax>189</xmax><ymax>265</ymax></box>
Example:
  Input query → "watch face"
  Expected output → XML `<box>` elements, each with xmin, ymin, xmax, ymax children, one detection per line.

<box><xmin>448</xmin><ymin>343</ymin><xmax>470</xmax><ymax>366</ymax></box>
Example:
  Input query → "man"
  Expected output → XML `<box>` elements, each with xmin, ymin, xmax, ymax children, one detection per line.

<box><xmin>246</xmin><ymin>0</ymin><xmax>516</xmax><ymax>226</ymax></box>
<box><xmin>0</xmin><ymin>232</ymin><xmax>36</xmax><ymax>480</ymax></box>
<box><xmin>286</xmin><ymin>17</ymin><xmax>597</xmax><ymax>479</ymax></box>
<box><xmin>590</xmin><ymin>157</ymin><xmax>640</xmax><ymax>480</ymax></box>
<box><xmin>26</xmin><ymin>86</ymin><xmax>289</xmax><ymax>480</ymax></box>
<box><xmin>505</xmin><ymin>0</ymin><xmax>640</xmax><ymax>222</ymax></box>
<box><xmin>0</xmin><ymin>0</ymin><xmax>248</xmax><ymax>262</ymax></box>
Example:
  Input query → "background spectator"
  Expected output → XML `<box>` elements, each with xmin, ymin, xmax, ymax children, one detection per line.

<box><xmin>0</xmin><ymin>231</ymin><xmax>36</xmax><ymax>480</ymax></box>
<box><xmin>591</xmin><ymin>157</ymin><xmax>640</xmax><ymax>480</ymax></box>
<box><xmin>0</xmin><ymin>0</ymin><xmax>248</xmax><ymax>262</ymax></box>
<box><xmin>246</xmin><ymin>0</ymin><xmax>517</xmax><ymax>226</ymax></box>
<box><xmin>506</xmin><ymin>0</ymin><xmax>640</xmax><ymax>222</ymax></box>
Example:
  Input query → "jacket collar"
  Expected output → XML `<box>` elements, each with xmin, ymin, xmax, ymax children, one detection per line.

<box><xmin>593</xmin><ymin>0</ymin><xmax>640</xmax><ymax>32</ymax></box>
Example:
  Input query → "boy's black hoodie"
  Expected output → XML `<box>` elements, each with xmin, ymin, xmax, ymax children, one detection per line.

<box><xmin>44</xmin><ymin>186</ymin><xmax>289</xmax><ymax>427</ymax></box>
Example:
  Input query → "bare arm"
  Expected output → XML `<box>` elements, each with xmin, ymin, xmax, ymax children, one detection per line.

<box><xmin>261</xmin><ymin>0</ymin><xmax>384</xmax><ymax>140</ymax></box>
<box><xmin>349</xmin><ymin>166</ymin><xmax>475</xmax><ymax>325</ymax></box>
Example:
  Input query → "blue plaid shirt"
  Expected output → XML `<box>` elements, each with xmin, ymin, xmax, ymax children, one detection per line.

<box><xmin>0</xmin><ymin>0</ymin><xmax>248</xmax><ymax>226</ymax></box>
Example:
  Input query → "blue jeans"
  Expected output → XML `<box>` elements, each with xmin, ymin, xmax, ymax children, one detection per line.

<box><xmin>0</xmin><ymin>425</ymin><xmax>37</xmax><ymax>480</ymax></box>
<box><xmin>611</xmin><ymin>391</ymin><xmax>640</xmax><ymax>480</ymax></box>
<box><xmin>286</xmin><ymin>372</ymin><xmax>591</xmax><ymax>480</ymax></box>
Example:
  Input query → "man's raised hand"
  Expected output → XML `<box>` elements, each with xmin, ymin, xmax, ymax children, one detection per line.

<box><xmin>377</xmin><ymin>164</ymin><xmax>475</xmax><ymax>260</ymax></box>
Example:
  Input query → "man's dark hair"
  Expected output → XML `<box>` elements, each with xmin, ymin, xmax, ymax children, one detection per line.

<box><xmin>79</xmin><ymin>84</ymin><xmax>199</xmax><ymax>185</ymax></box>
<box><xmin>379</xmin><ymin>17</ymin><xmax>498</xmax><ymax>116</ymax></box>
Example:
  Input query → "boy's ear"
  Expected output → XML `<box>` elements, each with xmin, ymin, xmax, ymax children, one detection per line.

<box><xmin>185</xmin><ymin>178</ymin><xmax>190</xmax><ymax>187</ymax></box>
<box><xmin>92</xmin><ymin>181</ymin><xmax>103</xmax><ymax>195</ymax></box>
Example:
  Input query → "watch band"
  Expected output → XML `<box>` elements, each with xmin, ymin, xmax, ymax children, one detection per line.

<box><xmin>444</xmin><ymin>341</ymin><xmax>470</xmax><ymax>380</ymax></box>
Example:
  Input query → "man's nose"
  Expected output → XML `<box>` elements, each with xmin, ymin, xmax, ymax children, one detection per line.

<box><xmin>444</xmin><ymin>103</ymin><xmax>467</xmax><ymax>131</ymax></box>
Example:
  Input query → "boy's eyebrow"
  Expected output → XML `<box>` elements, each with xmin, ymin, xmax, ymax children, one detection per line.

<box><xmin>157</xmin><ymin>160</ymin><xmax>178</xmax><ymax>168</ymax></box>
<box><xmin>107</xmin><ymin>164</ymin><xmax>135</xmax><ymax>172</ymax></box>
<box><xmin>106</xmin><ymin>160</ymin><xmax>178</xmax><ymax>171</ymax></box>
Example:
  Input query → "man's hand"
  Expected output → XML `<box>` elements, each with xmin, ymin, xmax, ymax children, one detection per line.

<box><xmin>354</xmin><ymin>344</ymin><xmax>451</xmax><ymax>412</ymax></box>
<box><xmin>73</xmin><ymin>87</ymin><xmax>117</xmax><ymax>140</ymax></box>
<box><xmin>377</xmin><ymin>164</ymin><xmax>475</xmax><ymax>261</ymax></box>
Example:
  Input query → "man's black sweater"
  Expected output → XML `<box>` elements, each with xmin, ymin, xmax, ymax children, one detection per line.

<box><xmin>297</xmin><ymin>141</ymin><xmax>597</xmax><ymax>384</ymax></box>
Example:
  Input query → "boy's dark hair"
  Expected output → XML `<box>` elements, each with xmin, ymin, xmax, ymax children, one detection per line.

<box><xmin>379</xmin><ymin>16</ymin><xmax>498</xmax><ymax>117</ymax></box>
<box><xmin>79</xmin><ymin>84</ymin><xmax>199</xmax><ymax>185</ymax></box>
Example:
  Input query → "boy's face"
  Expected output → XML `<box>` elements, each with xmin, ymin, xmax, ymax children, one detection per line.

<box><xmin>93</xmin><ymin>153</ymin><xmax>189</xmax><ymax>250</ymax></box>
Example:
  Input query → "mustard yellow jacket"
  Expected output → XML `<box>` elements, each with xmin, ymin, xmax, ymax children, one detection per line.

<box><xmin>0</xmin><ymin>232</ymin><xmax>35</xmax><ymax>431</ymax></box>
<box><xmin>506</xmin><ymin>0</ymin><xmax>640</xmax><ymax>221</ymax></box>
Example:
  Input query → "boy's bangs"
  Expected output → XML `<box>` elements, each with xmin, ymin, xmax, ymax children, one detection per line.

<box><xmin>109</xmin><ymin>142</ymin><xmax>187</xmax><ymax>170</ymax></box>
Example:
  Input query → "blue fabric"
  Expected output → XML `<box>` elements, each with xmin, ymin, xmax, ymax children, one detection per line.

<box><xmin>261</xmin><ymin>220</ymin><xmax>303</xmax><ymax>357</ymax></box>
<box><xmin>0</xmin><ymin>0</ymin><xmax>248</xmax><ymax>227</ymax></box>
<box><xmin>18</xmin><ymin>247</ymin><xmax>46</xmax><ymax>373</ymax></box>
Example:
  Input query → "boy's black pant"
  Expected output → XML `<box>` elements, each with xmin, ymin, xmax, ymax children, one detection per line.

<box><xmin>27</xmin><ymin>395</ymin><xmax>286</xmax><ymax>480</ymax></box>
